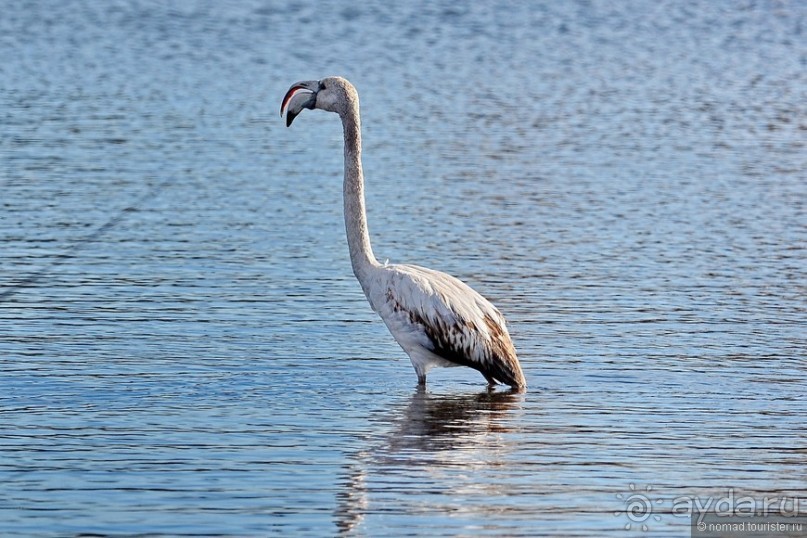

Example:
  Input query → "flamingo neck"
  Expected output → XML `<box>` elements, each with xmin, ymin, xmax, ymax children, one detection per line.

<box><xmin>340</xmin><ymin>100</ymin><xmax>379</xmax><ymax>289</ymax></box>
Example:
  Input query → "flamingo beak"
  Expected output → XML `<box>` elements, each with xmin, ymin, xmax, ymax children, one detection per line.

<box><xmin>280</xmin><ymin>80</ymin><xmax>319</xmax><ymax>127</ymax></box>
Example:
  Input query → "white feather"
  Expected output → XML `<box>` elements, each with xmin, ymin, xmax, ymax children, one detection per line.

<box><xmin>363</xmin><ymin>263</ymin><xmax>525</xmax><ymax>388</ymax></box>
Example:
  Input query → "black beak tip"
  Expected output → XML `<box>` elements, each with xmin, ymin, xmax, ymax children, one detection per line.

<box><xmin>286</xmin><ymin>111</ymin><xmax>298</xmax><ymax>127</ymax></box>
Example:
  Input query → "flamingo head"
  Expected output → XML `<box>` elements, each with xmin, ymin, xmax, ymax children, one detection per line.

<box><xmin>280</xmin><ymin>76</ymin><xmax>357</xmax><ymax>127</ymax></box>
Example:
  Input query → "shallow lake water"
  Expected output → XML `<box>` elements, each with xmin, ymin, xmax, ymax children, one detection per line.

<box><xmin>1</xmin><ymin>1</ymin><xmax>805</xmax><ymax>536</ymax></box>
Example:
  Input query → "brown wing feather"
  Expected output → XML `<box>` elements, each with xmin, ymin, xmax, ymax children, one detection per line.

<box><xmin>383</xmin><ymin>265</ymin><xmax>526</xmax><ymax>390</ymax></box>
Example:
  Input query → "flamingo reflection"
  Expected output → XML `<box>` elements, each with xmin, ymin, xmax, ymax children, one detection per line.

<box><xmin>335</xmin><ymin>388</ymin><xmax>524</xmax><ymax>534</ymax></box>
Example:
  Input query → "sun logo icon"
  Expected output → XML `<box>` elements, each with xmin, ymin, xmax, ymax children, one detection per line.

<box><xmin>615</xmin><ymin>483</ymin><xmax>663</xmax><ymax>531</ymax></box>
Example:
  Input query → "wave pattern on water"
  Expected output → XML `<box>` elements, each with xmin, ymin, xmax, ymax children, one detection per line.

<box><xmin>1</xmin><ymin>0</ymin><xmax>805</xmax><ymax>535</ymax></box>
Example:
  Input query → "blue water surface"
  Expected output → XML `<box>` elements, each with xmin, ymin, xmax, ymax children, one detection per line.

<box><xmin>1</xmin><ymin>1</ymin><xmax>805</xmax><ymax>536</ymax></box>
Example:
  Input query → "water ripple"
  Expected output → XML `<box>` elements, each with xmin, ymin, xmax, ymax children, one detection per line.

<box><xmin>2</xmin><ymin>0</ymin><xmax>805</xmax><ymax>535</ymax></box>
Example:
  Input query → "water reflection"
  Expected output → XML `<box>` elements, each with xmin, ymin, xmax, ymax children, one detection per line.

<box><xmin>387</xmin><ymin>387</ymin><xmax>523</xmax><ymax>452</ymax></box>
<box><xmin>336</xmin><ymin>388</ymin><xmax>523</xmax><ymax>534</ymax></box>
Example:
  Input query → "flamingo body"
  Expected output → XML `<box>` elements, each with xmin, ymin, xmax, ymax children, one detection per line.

<box><xmin>366</xmin><ymin>263</ymin><xmax>524</xmax><ymax>388</ymax></box>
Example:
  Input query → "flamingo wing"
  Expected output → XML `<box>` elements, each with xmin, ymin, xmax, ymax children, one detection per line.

<box><xmin>373</xmin><ymin>264</ymin><xmax>526</xmax><ymax>388</ymax></box>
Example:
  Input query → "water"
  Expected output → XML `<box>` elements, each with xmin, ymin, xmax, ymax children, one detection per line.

<box><xmin>1</xmin><ymin>0</ymin><xmax>805</xmax><ymax>535</ymax></box>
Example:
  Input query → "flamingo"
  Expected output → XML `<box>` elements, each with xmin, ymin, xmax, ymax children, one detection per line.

<box><xmin>280</xmin><ymin>77</ymin><xmax>526</xmax><ymax>391</ymax></box>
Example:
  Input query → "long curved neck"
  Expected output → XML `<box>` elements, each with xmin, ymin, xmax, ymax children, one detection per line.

<box><xmin>340</xmin><ymin>100</ymin><xmax>379</xmax><ymax>289</ymax></box>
